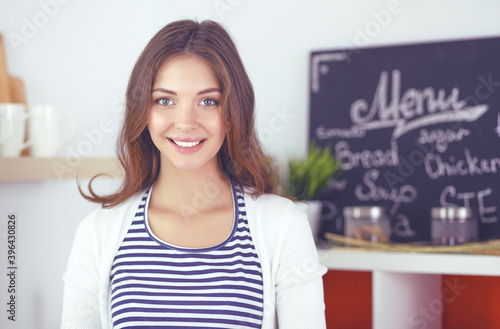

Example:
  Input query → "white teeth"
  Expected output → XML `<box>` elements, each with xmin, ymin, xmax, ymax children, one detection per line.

<box><xmin>172</xmin><ymin>140</ymin><xmax>202</xmax><ymax>148</ymax></box>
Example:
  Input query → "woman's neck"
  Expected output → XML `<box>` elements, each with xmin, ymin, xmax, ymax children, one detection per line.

<box><xmin>150</xmin><ymin>162</ymin><xmax>233</xmax><ymax>219</ymax></box>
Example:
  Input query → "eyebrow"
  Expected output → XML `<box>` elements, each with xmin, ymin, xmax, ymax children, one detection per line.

<box><xmin>151</xmin><ymin>87</ymin><xmax>221</xmax><ymax>95</ymax></box>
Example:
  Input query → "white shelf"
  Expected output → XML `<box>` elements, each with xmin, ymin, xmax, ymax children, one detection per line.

<box><xmin>318</xmin><ymin>248</ymin><xmax>500</xmax><ymax>276</ymax></box>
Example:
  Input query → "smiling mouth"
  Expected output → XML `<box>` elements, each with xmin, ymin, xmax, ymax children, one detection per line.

<box><xmin>169</xmin><ymin>139</ymin><xmax>205</xmax><ymax>148</ymax></box>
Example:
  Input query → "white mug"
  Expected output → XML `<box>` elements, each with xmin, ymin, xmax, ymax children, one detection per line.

<box><xmin>27</xmin><ymin>105</ymin><xmax>76</xmax><ymax>157</ymax></box>
<box><xmin>0</xmin><ymin>103</ymin><xmax>33</xmax><ymax>157</ymax></box>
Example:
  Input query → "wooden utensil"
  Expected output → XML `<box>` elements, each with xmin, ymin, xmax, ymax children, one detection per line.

<box><xmin>9</xmin><ymin>76</ymin><xmax>26</xmax><ymax>104</ymax></box>
<box><xmin>0</xmin><ymin>33</ymin><xmax>12</xmax><ymax>102</ymax></box>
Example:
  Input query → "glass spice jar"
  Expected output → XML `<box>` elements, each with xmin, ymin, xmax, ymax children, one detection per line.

<box><xmin>344</xmin><ymin>206</ymin><xmax>390</xmax><ymax>243</ymax></box>
<box><xmin>431</xmin><ymin>207</ymin><xmax>477</xmax><ymax>246</ymax></box>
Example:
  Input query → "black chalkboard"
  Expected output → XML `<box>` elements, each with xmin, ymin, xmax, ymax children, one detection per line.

<box><xmin>310</xmin><ymin>36</ymin><xmax>500</xmax><ymax>243</ymax></box>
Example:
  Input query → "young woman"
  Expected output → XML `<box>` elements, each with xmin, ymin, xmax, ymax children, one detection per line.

<box><xmin>62</xmin><ymin>20</ymin><xmax>327</xmax><ymax>329</ymax></box>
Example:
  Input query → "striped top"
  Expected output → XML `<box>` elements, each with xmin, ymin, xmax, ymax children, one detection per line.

<box><xmin>109</xmin><ymin>183</ymin><xmax>264</xmax><ymax>329</ymax></box>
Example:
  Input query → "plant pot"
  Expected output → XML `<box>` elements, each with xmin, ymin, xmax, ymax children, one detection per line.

<box><xmin>294</xmin><ymin>200</ymin><xmax>322</xmax><ymax>240</ymax></box>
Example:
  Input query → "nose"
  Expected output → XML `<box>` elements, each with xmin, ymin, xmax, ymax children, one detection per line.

<box><xmin>175</xmin><ymin>104</ymin><xmax>198</xmax><ymax>131</ymax></box>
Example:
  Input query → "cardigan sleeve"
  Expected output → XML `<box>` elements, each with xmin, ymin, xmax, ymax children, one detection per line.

<box><xmin>274</xmin><ymin>205</ymin><xmax>328</xmax><ymax>328</ymax></box>
<box><xmin>61</xmin><ymin>212</ymin><xmax>102</xmax><ymax>329</ymax></box>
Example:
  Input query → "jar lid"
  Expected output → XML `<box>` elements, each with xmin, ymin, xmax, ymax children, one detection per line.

<box><xmin>431</xmin><ymin>207</ymin><xmax>473</xmax><ymax>221</ymax></box>
<box><xmin>344</xmin><ymin>206</ymin><xmax>387</xmax><ymax>220</ymax></box>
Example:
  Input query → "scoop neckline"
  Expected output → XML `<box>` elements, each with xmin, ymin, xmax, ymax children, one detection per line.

<box><xmin>143</xmin><ymin>181</ymin><xmax>239</xmax><ymax>253</ymax></box>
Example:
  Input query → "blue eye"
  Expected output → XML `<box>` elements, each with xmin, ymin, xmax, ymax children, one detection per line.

<box><xmin>155</xmin><ymin>98</ymin><xmax>173</xmax><ymax>106</ymax></box>
<box><xmin>200</xmin><ymin>98</ymin><xmax>219</xmax><ymax>106</ymax></box>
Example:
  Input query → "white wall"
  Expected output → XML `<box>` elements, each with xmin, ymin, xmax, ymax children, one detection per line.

<box><xmin>1</xmin><ymin>0</ymin><xmax>499</xmax><ymax>327</ymax></box>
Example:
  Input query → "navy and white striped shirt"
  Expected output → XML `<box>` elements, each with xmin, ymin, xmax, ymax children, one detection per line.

<box><xmin>110</xmin><ymin>183</ymin><xmax>264</xmax><ymax>328</ymax></box>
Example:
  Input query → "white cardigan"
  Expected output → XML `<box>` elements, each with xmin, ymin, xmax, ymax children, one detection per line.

<box><xmin>61</xmin><ymin>190</ymin><xmax>327</xmax><ymax>329</ymax></box>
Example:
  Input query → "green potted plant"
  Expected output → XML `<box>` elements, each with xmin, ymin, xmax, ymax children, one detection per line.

<box><xmin>281</xmin><ymin>142</ymin><xmax>341</xmax><ymax>239</ymax></box>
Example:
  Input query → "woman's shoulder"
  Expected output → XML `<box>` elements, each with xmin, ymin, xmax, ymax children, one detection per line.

<box><xmin>248</xmin><ymin>192</ymin><xmax>295</xmax><ymax>208</ymax></box>
<box><xmin>78</xmin><ymin>189</ymin><xmax>147</xmax><ymax>235</ymax></box>
<box><xmin>243</xmin><ymin>191</ymin><xmax>306</xmax><ymax>225</ymax></box>
<box><xmin>242</xmin><ymin>191</ymin><xmax>316</xmax><ymax>257</ymax></box>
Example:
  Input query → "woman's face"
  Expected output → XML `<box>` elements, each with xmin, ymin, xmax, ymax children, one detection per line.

<box><xmin>147</xmin><ymin>55</ymin><xmax>226</xmax><ymax>174</ymax></box>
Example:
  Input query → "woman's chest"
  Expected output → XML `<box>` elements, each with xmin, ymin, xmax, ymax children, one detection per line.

<box><xmin>109</xmin><ymin>211</ymin><xmax>264</xmax><ymax>329</ymax></box>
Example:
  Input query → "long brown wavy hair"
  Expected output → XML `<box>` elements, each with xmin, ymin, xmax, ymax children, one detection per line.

<box><xmin>80</xmin><ymin>20</ymin><xmax>279</xmax><ymax>208</ymax></box>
